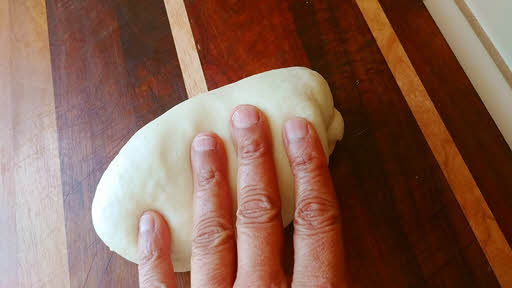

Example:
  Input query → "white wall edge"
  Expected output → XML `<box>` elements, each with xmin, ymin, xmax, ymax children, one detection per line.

<box><xmin>424</xmin><ymin>0</ymin><xmax>512</xmax><ymax>149</ymax></box>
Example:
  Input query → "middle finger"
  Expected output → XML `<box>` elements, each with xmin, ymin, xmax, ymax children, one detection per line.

<box><xmin>230</xmin><ymin>105</ymin><xmax>286</xmax><ymax>287</ymax></box>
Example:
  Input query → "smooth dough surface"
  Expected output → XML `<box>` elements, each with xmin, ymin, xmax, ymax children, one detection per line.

<box><xmin>92</xmin><ymin>67</ymin><xmax>344</xmax><ymax>272</ymax></box>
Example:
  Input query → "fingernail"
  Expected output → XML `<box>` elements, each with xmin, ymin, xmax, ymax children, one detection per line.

<box><xmin>285</xmin><ymin>118</ymin><xmax>308</xmax><ymax>142</ymax></box>
<box><xmin>139</xmin><ymin>213</ymin><xmax>155</xmax><ymax>235</ymax></box>
<box><xmin>232</xmin><ymin>106</ymin><xmax>260</xmax><ymax>128</ymax></box>
<box><xmin>193</xmin><ymin>134</ymin><xmax>217</xmax><ymax>151</ymax></box>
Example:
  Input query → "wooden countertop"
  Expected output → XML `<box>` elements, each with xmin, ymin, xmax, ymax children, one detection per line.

<box><xmin>2</xmin><ymin>0</ymin><xmax>512</xmax><ymax>287</ymax></box>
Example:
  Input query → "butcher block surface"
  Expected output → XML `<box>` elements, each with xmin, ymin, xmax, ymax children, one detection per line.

<box><xmin>2</xmin><ymin>0</ymin><xmax>512</xmax><ymax>287</ymax></box>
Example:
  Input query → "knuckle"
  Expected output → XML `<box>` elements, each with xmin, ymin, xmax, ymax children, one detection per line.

<box><xmin>138</xmin><ymin>248</ymin><xmax>166</xmax><ymax>267</ymax></box>
<box><xmin>295</xmin><ymin>168</ymin><xmax>326</xmax><ymax>195</ymax></box>
<box><xmin>291</xmin><ymin>149</ymin><xmax>326</xmax><ymax>174</ymax></box>
<box><xmin>237</xmin><ymin>186</ymin><xmax>280</xmax><ymax>225</ymax></box>
<box><xmin>238</xmin><ymin>137</ymin><xmax>269</xmax><ymax>162</ymax></box>
<box><xmin>294</xmin><ymin>196</ymin><xmax>340</xmax><ymax>232</ymax></box>
<box><xmin>193</xmin><ymin>216</ymin><xmax>234</xmax><ymax>251</ymax></box>
<box><xmin>139</xmin><ymin>274</ymin><xmax>167</xmax><ymax>288</ymax></box>
<box><xmin>196</xmin><ymin>167</ymin><xmax>221</xmax><ymax>189</ymax></box>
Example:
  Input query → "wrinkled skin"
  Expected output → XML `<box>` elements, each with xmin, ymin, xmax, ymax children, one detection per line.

<box><xmin>137</xmin><ymin>105</ymin><xmax>347</xmax><ymax>288</ymax></box>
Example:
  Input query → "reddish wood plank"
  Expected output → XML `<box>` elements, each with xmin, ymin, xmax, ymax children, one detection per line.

<box><xmin>46</xmin><ymin>0</ymin><xmax>187</xmax><ymax>286</ymax></box>
<box><xmin>185</xmin><ymin>0</ymin><xmax>499</xmax><ymax>286</ymax></box>
<box><xmin>187</xmin><ymin>1</ymin><xmax>310</xmax><ymax>89</ymax></box>
<box><xmin>357</xmin><ymin>1</ymin><xmax>512</xmax><ymax>285</ymax></box>
<box><xmin>378</xmin><ymin>0</ymin><xmax>512</xmax><ymax>247</ymax></box>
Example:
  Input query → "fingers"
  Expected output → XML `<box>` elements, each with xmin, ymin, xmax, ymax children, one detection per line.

<box><xmin>138</xmin><ymin>211</ymin><xmax>177</xmax><ymax>288</ymax></box>
<box><xmin>230</xmin><ymin>105</ymin><xmax>286</xmax><ymax>287</ymax></box>
<box><xmin>283</xmin><ymin>118</ymin><xmax>346</xmax><ymax>287</ymax></box>
<box><xmin>190</xmin><ymin>133</ymin><xmax>235</xmax><ymax>288</ymax></box>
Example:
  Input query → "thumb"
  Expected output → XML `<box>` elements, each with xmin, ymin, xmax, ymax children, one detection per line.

<box><xmin>138</xmin><ymin>210</ymin><xmax>177</xmax><ymax>288</ymax></box>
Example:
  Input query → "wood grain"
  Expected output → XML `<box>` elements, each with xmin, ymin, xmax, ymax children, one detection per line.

<box><xmin>378</xmin><ymin>0</ymin><xmax>512</xmax><ymax>250</ymax></box>
<box><xmin>9</xmin><ymin>0</ymin><xmax>507</xmax><ymax>286</ymax></box>
<box><xmin>186</xmin><ymin>1</ymin><xmax>310</xmax><ymax>89</ymax></box>
<box><xmin>46</xmin><ymin>0</ymin><xmax>187</xmax><ymax>286</ymax></box>
<box><xmin>164</xmin><ymin>0</ymin><xmax>207</xmax><ymax>98</ymax></box>
<box><xmin>0</xmin><ymin>0</ymin><xmax>70</xmax><ymax>287</ymax></box>
<box><xmin>357</xmin><ymin>0</ymin><xmax>512</xmax><ymax>286</ymax></box>
<box><xmin>184</xmin><ymin>0</ymin><xmax>500</xmax><ymax>286</ymax></box>
<box><xmin>160</xmin><ymin>0</ymin><xmax>211</xmax><ymax>285</ymax></box>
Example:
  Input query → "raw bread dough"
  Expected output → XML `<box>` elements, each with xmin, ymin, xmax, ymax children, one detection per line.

<box><xmin>91</xmin><ymin>67</ymin><xmax>344</xmax><ymax>272</ymax></box>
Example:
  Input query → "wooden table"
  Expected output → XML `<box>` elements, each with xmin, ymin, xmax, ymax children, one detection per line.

<box><xmin>3</xmin><ymin>0</ymin><xmax>512</xmax><ymax>287</ymax></box>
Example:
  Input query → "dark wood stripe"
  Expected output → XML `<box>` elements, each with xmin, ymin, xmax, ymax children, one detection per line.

<box><xmin>185</xmin><ymin>0</ymin><xmax>499</xmax><ymax>286</ymax></box>
<box><xmin>46</xmin><ymin>0</ymin><xmax>187</xmax><ymax>286</ymax></box>
<box><xmin>378</xmin><ymin>0</ymin><xmax>512</xmax><ymax>249</ymax></box>
<box><xmin>187</xmin><ymin>1</ymin><xmax>310</xmax><ymax>89</ymax></box>
<box><xmin>357</xmin><ymin>1</ymin><xmax>512</xmax><ymax>285</ymax></box>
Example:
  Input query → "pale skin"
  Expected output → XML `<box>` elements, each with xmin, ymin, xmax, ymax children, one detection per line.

<box><xmin>137</xmin><ymin>105</ymin><xmax>346</xmax><ymax>287</ymax></box>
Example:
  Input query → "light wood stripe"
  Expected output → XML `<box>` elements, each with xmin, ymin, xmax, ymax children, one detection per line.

<box><xmin>164</xmin><ymin>0</ymin><xmax>208</xmax><ymax>98</ymax></box>
<box><xmin>0</xmin><ymin>0</ymin><xmax>70</xmax><ymax>287</ymax></box>
<box><xmin>163</xmin><ymin>2</ymin><xmax>206</xmax><ymax>286</ymax></box>
<box><xmin>355</xmin><ymin>0</ymin><xmax>512</xmax><ymax>286</ymax></box>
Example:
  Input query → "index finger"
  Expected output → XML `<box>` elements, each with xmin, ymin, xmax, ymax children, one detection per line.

<box><xmin>190</xmin><ymin>133</ymin><xmax>235</xmax><ymax>287</ymax></box>
<box><xmin>283</xmin><ymin>118</ymin><xmax>346</xmax><ymax>287</ymax></box>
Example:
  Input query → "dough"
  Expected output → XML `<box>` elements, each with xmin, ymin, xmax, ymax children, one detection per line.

<box><xmin>91</xmin><ymin>67</ymin><xmax>344</xmax><ymax>272</ymax></box>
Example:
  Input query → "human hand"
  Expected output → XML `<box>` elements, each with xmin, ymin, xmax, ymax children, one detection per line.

<box><xmin>137</xmin><ymin>105</ymin><xmax>345</xmax><ymax>287</ymax></box>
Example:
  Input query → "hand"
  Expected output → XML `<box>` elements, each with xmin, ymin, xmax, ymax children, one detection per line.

<box><xmin>137</xmin><ymin>105</ymin><xmax>346</xmax><ymax>287</ymax></box>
